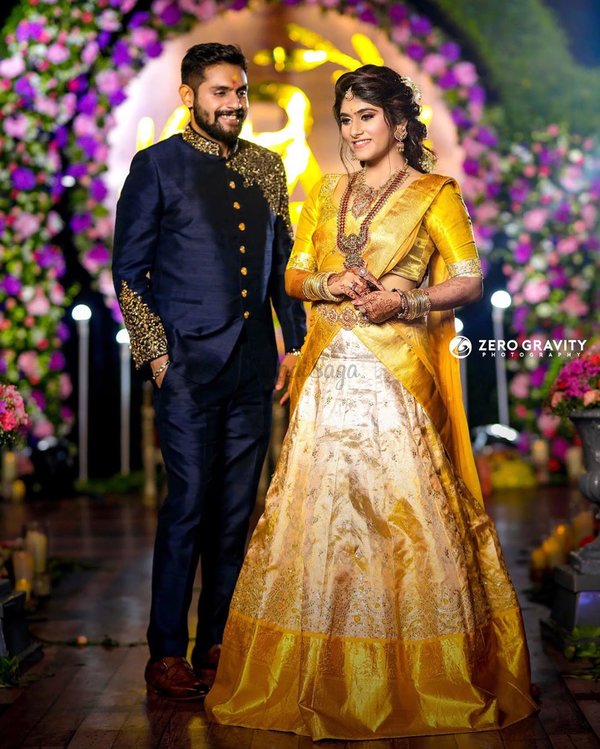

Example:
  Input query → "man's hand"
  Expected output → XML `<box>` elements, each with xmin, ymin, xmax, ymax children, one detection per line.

<box><xmin>352</xmin><ymin>290</ymin><xmax>403</xmax><ymax>324</ymax></box>
<box><xmin>150</xmin><ymin>354</ymin><xmax>170</xmax><ymax>389</ymax></box>
<box><xmin>275</xmin><ymin>352</ymin><xmax>299</xmax><ymax>406</ymax></box>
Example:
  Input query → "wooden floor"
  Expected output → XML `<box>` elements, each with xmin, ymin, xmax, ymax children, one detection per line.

<box><xmin>1</xmin><ymin>485</ymin><xmax>599</xmax><ymax>748</ymax></box>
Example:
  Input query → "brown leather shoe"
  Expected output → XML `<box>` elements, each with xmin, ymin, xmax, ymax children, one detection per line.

<box><xmin>145</xmin><ymin>657</ymin><xmax>210</xmax><ymax>701</ymax></box>
<box><xmin>191</xmin><ymin>644</ymin><xmax>222</xmax><ymax>687</ymax></box>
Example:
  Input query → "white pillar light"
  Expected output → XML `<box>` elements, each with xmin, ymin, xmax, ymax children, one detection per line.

<box><xmin>71</xmin><ymin>304</ymin><xmax>92</xmax><ymax>482</ymax></box>
<box><xmin>116</xmin><ymin>329</ymin><xmax>131</xmax><ymax>475</ymax></box>
<box><xmin>454</xmin><ymin>317</ymin><xmax>468</xmax><ymax>418</ymax></box>
<box><xmin>490</xmin><ymin>291</ymin><xmax>512</xmax><ymax>427</ymax></box>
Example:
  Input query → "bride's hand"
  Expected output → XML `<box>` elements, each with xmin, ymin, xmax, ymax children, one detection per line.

<box><xmin>327</xmin><ymin>268</ymin><xmax>383</xmax><ymax>299</ymax></box>
<box><xmin>353</xmin><ymin>290</ymin><xmax>403</xmax><ymax>324</ymax></box>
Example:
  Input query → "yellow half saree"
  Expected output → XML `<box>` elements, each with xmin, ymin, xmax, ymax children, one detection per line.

<box><xmin>205</xmin><ymin>174</ymin><xmax>537</xmax><ymax>740</ymax></box>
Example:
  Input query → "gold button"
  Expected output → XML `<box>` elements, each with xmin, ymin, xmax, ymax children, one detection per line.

<box><xmin>241</xmin><ymin>289</ymin><xmax>248</xmax><ymax>297</ymax></box>
<box><xmin>229</xmin><ymin>180</ymin><xmax>236</xmax><ymax>188</ymax></box>
<box><xmin>243</xmin><ymin>311</ymin><xmax>250</xmax><ymax>319</ymax></box>
<box><xmin>233</xmin><ymin>201</ymin><xmax>241</xmax><ymax>210</ymax></box>
<box><xmin>238</xmin><ymin>222</ymin><xmax>246</xmax><ymax>231</ymax></box>
<box><xmin>240</xmin><ymin>245</ymin><xmax>246</xmax><ymax>253</ymax></box>
<box><xmin>241</xmin><ymin>267</ymin><xmax>248</xmax><ymax>276</ymax></box>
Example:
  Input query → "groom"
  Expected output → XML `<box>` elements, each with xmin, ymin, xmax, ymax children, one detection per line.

<box><xmin>113</xmin><ymin>43</ymin><xmax>306</xmax><ymax>700</ymax></box>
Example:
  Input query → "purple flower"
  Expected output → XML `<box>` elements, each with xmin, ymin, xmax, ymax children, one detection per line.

<box><xmin>389</xmin><ymin>4</ymin><xmax>408</xmax><ymax>23</ymax></box>
<box><xmin>12</xmin><ymin>167</ymin><xmax>36</xmax><ymax>190</ymax></box>
<box><xmin>462</xmin><ymin>158</ymin><xmax>479</xmax><ymax>176</ymax></box>
<box><xmin>468</xmin><ymin>85</ymin><xmax>486</xmax><ymax>105</ymax></box>
<box><xmin>54</xmin><ymin>127</ymin><xmax>69</xmax><ymax>148</ymax></box>
<box><xmin>406</xmin><ymin>43</ymin><xmax>426</xmax><ymax>61</ymax></box>
<box><xmin>359</xmin><ymin>8</ymin><xmax>378</xmax><ymax>24</ymax></box>
<box><xmin>410</xmin><ymin>17</ymin><xmax>432</xmax><ymax>35</ymax></box>
<box><xmin>76</xmin><ymin>135</ymin><xmax>99</xmax><ymax>159</ymax></box>
<box><xmin>554</xmin><ymin>202</ymin><xmax>571</xmax><ymax>223</ymax></box>
<box><xmin>512</xmin><ymin>306</ymin><xmax>528</xmax><ymax>333</ymax></box>
<box><xmin>3</xmin><ymin>276</ymin><xmax>22</xmax><ymax>296</ymax></box>
<box><xmin>514</xmin><ymin>241</ymin><xmax>532</xmax><ymax>263</ymax></box>
<box><xmin>78</xmin><ymin>92</ymin><xmax>98</xmax><ymax>116</ymax></box>
<box><xmin>66</xmin><ymin>163</ymin><xmax>88</xmax><ymax>179</ymax></box>
<box><xmin>97</xmin><ymin>31</ymin><xmax>112</xmax><ymax>49</ymax></box>
<box><xmin>486</xmin><ymin>183</ymin><xmax>501</xmax><ymax>199</ymax></box>
<box><xmin>57</xmin><ymin>322</ymin><xmax>69</xmax><ymax>341</ymax></box>
<box><xmin>0</xmin><ymin>357</ymin><xmax>6</xmax><ymax>375</ymax></box>
<box><xmin>145</xmin><ymin>41</ymin><xmax>163</xmax><ymax>58</ymax></box>
<box><xmin>230</xmin><ymin>0</ymin><xmax>248</xmax><ymax>8</ymax></box>
<box><xmin>109</xmin><ymin>90</ymin><xmax>128</xmax><ymax>106</ymax></box>
<box><xmin>0</xmin><ymin>216</ymin><xmax>5</xmax><ymax>234</ymax></box>
<box><xmin>509</xmin><ymin>180</ymin><xmax>530</xmax><ymax>204</ymax></box>
<box><xmin>113</xmin><ymin>40</ymin><xmax>132</xmax><ymax>66</ymax></box>
<box><xmin>451</xmin><ymin>108</ymin><xmax>472</xmax><ymax>129</ymax></box>
<box><xmin>530</xmin><ymin>366</ymin><xmax>547</xmax><ymax>388</ymax></box>
<box><xmin>129</xmin><ymin>11</ymin><xmax>150</xmax><ymax>28</ymax></box>
<box><xmin>477</xmin><ymin>126</ymin><xmax>498</xmax><ymax>147</ymax></box>
<box><xmin>437</xmin><ymin>70</ymin><xmax>458</xmax><ymax>90</ymax></box>
<box><xmin>548</xmin><ymin>267</ymin><xmax>568</xmax><ymax>289</ymax></box>
<box><xmin>31</xmin><ymin>389</ymin><xmax>46</xmax><ymax>409</ymax></box>
<box><xmin>90</xmin><ymin>179</ymin><xmax>108</xmax><ymax>202</ymax></box>
<box><xmin>48</xmin><ymin>352</ymin><xmax>65</xmax><ymax>372</ymax></box>
<box><xmin>16</xmin><ymin>21</ymin><xmax>44</xmax><ymax>43</ymax></box>
<box><xmin>14</xmin><ymin>77</ymin><xmax>36</xmax><ymax>100</ymax></box>
<box><xmin>87</xmin><ymin>244</ymin><xmax>110</xmax><ymax>263</ymax></box>
<box><xmin>160</xmin><ymin>3</ymin><xmax>183</xmax><ymax>25</ymax></box>
<box><xmin>70</xmin><ymin>213</ymin><xmax>92</xmax><ymax>233</ymax></box>
<box><xmin>439</xmin><ymin>41</ymin><xmax>460</xmax><ymax>61</ymax></box>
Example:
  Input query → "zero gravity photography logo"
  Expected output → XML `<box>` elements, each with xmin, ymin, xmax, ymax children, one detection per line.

<box><xmin>449</xmin><ymin>337</ymin><xmax>587</xmax><ymax>359</ymax></box>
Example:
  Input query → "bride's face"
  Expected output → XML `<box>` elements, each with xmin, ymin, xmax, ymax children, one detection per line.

<box><xmin>339</xmin><ymin>96</ymin><xmax>394</xmax><ymax>164</ymax></box>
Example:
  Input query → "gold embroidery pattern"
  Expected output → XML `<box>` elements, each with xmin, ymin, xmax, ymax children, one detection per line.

<box><xmin>316</xmin><ymin>302</ymin><xmax>371</xmax><ymax>329</ymax></box>
<box><xmin>448</xmin><ymin>258</ymin><xmax>482</xmax><ymax>278</ymax></box>
<box><xmin>287</xmin><ymin>251</ymin><xmax>317</xmax><ymax>272</ymax></box>
<box><xmin>228</xmin><ymin>141</ymin><xmax>293</xmax><ymax>238</ymax></box>
<box><xmin>318</xmin><ymin>173</ymin><xmax>341</xmax><ymax>224</ymax></box>
<box><xmin>118</xmin><ymin>281</ymin><xmax>167</xmax><ymax>369</ymax></box>
<box><xmin>230</xmin><ymin>329</ymin><xmax>518</xmax><ymax>644</ymax></box>
<box><xmin>181</xmin><ymin>124</ymin><xmax>220</xmax><ymax>156</ymax></box>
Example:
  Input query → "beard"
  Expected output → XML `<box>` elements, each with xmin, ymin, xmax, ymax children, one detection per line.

<box><xmin>192</xmin><ymin>98</ymin><xmax>246</xmax><ymax>145</ymax></box>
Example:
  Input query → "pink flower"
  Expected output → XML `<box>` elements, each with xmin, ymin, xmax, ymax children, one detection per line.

<box><xmin>510</xmin><ymin>373</ymin><xmax>530</xmax><ymax>399</ymax></box>
<box><xmin>17</xmin><ymin>351</ymin><xmax>41</xmax><ymax>381</ymax></box>
<box><xmin>550</xmin><ymin>392</ymin><xmax>564</xmax><ymax>408</ymax></box>
<box><xmin>131</xmin><ymin>27</ymin><xmax>159</xmax><ymax>47</ymax></box>
<box><xmin>14</xmin><ymin>212</ymin><xmax>41</xmax><ymax>240</ymax></box>
<box><xmin>1</xmin><ymin>412</ymin><xmax>18</xmax><ymax>431</ymax></box>
<box><xmin>26</xmin><ymin>289</ymin><xmax>50</xmax><ymax>316</ymax></box>
<box><xmin>583</xmin><ymin>390</ymin><xmax>600</xmax><ymax>407</ymax></box>
<box><xmin>59</xmin><ymin>373</ymin><xmax>73</xmax><ymax>399</ymax></box>
<box><xmin>523</xmin><ymin>278</ymin><xmax>549</xmax><ymax>304</ymax></box>
<box><xmin>47</xmin><ymin>43</ymin><xmax>70</xmax><ymax>64</ymax></box>
<box><xmin>97</xmin><ymin>70</ymin><xmax>121</xmax><ymax>95</ymax></box>
<box><xmin>32</xmin><ymin>416</ymin><xmax>54</xmax><ymax>439</ymax></box>
<box><xmin>560</xmin><ymin>292</ymin><xmax>589</xmax><ymax>317</ymax></box>
<box><xmin>523</xmin><ymin>208</ymin><xmax>548</xmax><ymax>232</ymax></box>
<box><xmin>538</xmin><ymin>412</ymin><xmax>560</xmax><ymax>438</ymax></box>
<box><xmin>0</xmin><ymin>55</ymin><xmax>25</xmax><ymax>78</ymax></box>
<box><xmin>5</xmin><ymin>115</ymin><xmax>28</xmax><ymax>139</ymax></box>
<box><xmin>453</xmin><ymin>62</ymin><xmax>478</xmax><ymax>86</ymax></box>
<box><xmin>73</xmin><ymin>114</ymin><xmax>97</xmax><ymax>136</ymax></box>
<box><xmin>556</xmin><ymin>236</ymin><xmax>579</xmax><ymax>256</ymax></box>
<box><xmin>82</xmin><ymin>41</ymin><xmax>100</xmax><ymax>66</ymax></box>
<box><xmin>422</xmin><ymin>53</ymin><xmax>447</xmax><ymax>76</ymax></box>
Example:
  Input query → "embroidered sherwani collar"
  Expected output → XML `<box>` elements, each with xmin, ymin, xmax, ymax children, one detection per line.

<box><xmin>181</xmin><ymin>123</ymin><xmax>239</xmax><ymax>157</ymax></box>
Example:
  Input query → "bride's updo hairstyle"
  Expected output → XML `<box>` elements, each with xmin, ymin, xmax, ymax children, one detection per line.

<box><xmin>333</xmin><ymin>64</ymin><xmax>435</xmax><ymax>173</ymax></box>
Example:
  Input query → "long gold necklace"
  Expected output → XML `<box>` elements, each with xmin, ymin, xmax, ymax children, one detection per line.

<box><xmin>337</xmin><ymin>166</ymin><xmax>409</xmax><ymax>270</ymax></box>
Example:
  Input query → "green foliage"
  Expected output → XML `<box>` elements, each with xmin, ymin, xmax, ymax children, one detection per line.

<box><xmin>429</xmin><ymin>0</ymin><xmax>600</xmax><ymax>136</ymax></box>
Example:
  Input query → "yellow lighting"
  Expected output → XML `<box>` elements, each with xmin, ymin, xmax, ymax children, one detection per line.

<box><xmin>351</xmin><ymin>34</ymin><xmax>384</xmax><ymax>65</ymax></box>
<box><xmin>420</xmin><ymin>104</ymin><xmax>433</xmax><ymax>127</ymax></box>
<box><xmin>136</xmin><ymin>117</ymin><xmax>155</xmax><ymax>151</ymax></box>
<box><xmin>160</xmin><ymin>105</ymin><xmax>190</xmax><ymax>140</ymax></box>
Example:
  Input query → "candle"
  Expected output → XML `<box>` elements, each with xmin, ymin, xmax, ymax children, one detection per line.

<box><xmin>14</xmin><ymin>577</ymin><xmax>32</xmax><ymax>601</ymax></box>
<box><xmin>12</xmin><ymin>550</ymin><xmax>34</xmax><ymax>585</ymax></box>
<box><xmin>531</xmin><ymin>439</ymin><xmax>549</xmax><ymax>484</ymax></box>
<box><xmin>565</xmin><ymin>446</ymin><xmax>583</xmax><ymax>484</ymax></box>
<box><xmin>529</xmin><ymin>546</ymin><xmax>546</xmax><ymax>582</ymax></box>
<box><xmin>1</xmin><ymin>451</ymin><xmax>17</xmax><ymax>499</ymax></box>
<box><xmin>541</xmin><ymin>537</ymin><xmax>563</xmax><ymax>568</ymax></box>
<box><xmin>25</xmin><ymin>528</ymin><xmax>48</xmax><ymax>574</ymax></box>
<box><xmin>571</xmin><ymin>510</ymin><xmax>595</xmax><ymax>545</ymax></box>
<box><xmin>11</xmin><ymin>479</ymin><xmax>26</xmax><ymax>503</ymax></box>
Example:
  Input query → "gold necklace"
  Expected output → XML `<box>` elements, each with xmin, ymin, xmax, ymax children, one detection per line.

<box><xmin>350</xmin><ymin>167</ymin><xmax>408</xmax><ymax>218</ymax></box>
<box><xmin>337</xmin><ymin>167</ymin><xmax>410</xmax><ymax>270</ymax></box>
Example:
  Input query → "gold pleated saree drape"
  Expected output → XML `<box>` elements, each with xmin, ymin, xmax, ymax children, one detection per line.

<box><xmin>205</xmin><ymin>175</ymin><xmax>537</xmax><ymax>740</ymax></box>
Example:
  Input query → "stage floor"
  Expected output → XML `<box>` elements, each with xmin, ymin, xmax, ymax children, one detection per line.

<box><xmin>1</xmin><ymin>485</ymin><xmax>599</xmax><ymax>748</ymax></box>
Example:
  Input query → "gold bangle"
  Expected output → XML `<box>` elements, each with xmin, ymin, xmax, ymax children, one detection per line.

<box><xmin>302</xmin><ymin>272</ymin><xmax>342</xmax><ymax>302</ymax></box>
<box><xmin>402</xmin><ymin>289</ymin><xmax>431</xmax><ymax>320</ymax></box>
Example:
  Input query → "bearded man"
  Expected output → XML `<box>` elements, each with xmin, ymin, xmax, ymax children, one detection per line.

<box><xmin>112</xmin><ymin>43</ymin><xmax>306</xmax><ymax>700</ymax></box>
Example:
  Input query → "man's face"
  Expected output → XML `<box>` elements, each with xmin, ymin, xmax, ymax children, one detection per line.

<box><xmin>181</xmin><ymin>63</ymin><xmax>248</xmax><ymax>146</ymax></box>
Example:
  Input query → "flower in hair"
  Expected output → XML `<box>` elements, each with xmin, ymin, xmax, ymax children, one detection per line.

<box><xmin>401</xmin><ymin>75</ymin><xmax>421</xmax><ymax>102</ymax></box>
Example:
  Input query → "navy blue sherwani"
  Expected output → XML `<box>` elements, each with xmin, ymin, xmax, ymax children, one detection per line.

<box><xmin>112</xmin><ymin>125</ymin><xmax>306</xmax><ymax>661</ymax></box>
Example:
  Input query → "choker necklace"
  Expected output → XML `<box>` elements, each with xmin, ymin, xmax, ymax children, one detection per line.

<box><xmin>350</xmin><ymin>167</ymin><xmax>406</xmax><ymax>218</ymax></box>
<box><xmin>337</xmin><ymin>166</ymin><xmax>409</xmax><ymax>269</ymax></box>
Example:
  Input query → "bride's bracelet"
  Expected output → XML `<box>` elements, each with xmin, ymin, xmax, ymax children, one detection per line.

<box><xmin>393</xmin><ymin>288</ymin><xmax>431</xmax><ymax>320</ymax></box>
<box><xmin>302</xmin><ymin>272</ymin><xmax>343</xmax><ymax>302</ymax></box>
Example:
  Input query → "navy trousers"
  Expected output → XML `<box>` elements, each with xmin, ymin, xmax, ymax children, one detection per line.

<box><xmin>148</xmin><ymin>333</ymin><xmax>273</xmax><ymax>660</ymax></box>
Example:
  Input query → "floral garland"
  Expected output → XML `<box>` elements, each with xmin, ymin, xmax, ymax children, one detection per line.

<box><xmin>499</xmin><ymin>125</ymin><xmax>600</xmax><ymax>468</ymax></box>
<box><xmin>1</xmin><ymin>0</ymin><xmax>501</xmax><ymax>437</ymax></box>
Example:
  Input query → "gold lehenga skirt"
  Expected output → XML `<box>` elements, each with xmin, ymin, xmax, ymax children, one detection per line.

<box><xmin>205</xmin><ymin>330</ymin><xmax>537</xmax><ymax>740</ymax></box>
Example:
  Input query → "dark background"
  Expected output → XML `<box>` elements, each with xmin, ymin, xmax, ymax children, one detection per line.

<box><xmin>2</xmin><ymin>0</ymin><xmax>599</xmax><ymax>476</ymax></box>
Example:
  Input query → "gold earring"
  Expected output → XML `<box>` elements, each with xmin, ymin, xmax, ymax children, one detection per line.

<box><xmin>394</xmin><ymin>126</ymin><xmax>406</xmax><ymax>154</ymax></box>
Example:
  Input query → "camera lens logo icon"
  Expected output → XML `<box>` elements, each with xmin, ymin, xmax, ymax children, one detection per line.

<box><xmin>449</xmin><ymin>335</ymin><xmax>472</xmax><ymax>359</ymax></box>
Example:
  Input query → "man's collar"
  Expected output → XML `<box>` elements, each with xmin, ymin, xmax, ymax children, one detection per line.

<box><xmin>181</xmin><ymin>123</ymin><xmax>239</xmax><ymax>158</ymax></box>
